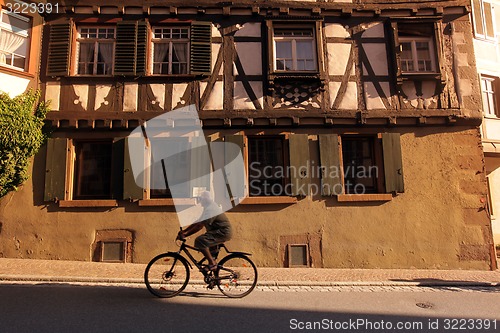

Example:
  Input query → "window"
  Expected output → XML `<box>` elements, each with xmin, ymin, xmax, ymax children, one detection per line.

<box><xmin>400</xmin><ymin>37</ymin><xmax>435</xmax><ymax>73</ymax></box>
<box><xmin>472</xmin><ymin>0</ymin><xmax>496</xmax><ymax>40</ymax></box>
<box><xmin>149</xmin><ymin>138</ymin><xmax>190</xmax><ymax>198</ymax></box>
<box><xmin>73</xmin><ymin>141</ymin><xmax>113</xmax><ymax>199</ymax></box>
<box><xmin>341</xmin><ymin>136</ymin><xmax>381</xmax><ymax>194</ymax></box>
<box><xmin>0</xmin><ymin>9</ymin><xmax>30</xmax><ymax>70</ymax></box>
<box><xmin>77</xmin><ymin>27</ymin><xmax>115</xmax><ymax>75</ymax></box>
<box><xmin>288</xmin><ymin>244</ymin><xmax>309</xmax><ymax>267</ymax></box>
<box><xmin>248</xmin><ymin>137</ymin><xmax>286</xmax><ymax>196</ymax></box>
<box><xmin>152</xmin><ymin>27</ymin><xmax>189</xmax><ymax>75</ymax></box>
<box><xmin>273</xmin><ymin>26</ymin><xmax>317</xmax><ymax>72</ymax></box>
<box><xmin>481</xmin><ymin>76</ymin><xmax>499</xmax><ymax>117</ymax></box>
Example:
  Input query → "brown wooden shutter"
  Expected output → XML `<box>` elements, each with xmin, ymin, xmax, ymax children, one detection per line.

<box><xmin>47</xmin><ymin>23</ymin><xmax>72</xmax><ymax>76</ymax></box>
<box><xmin>44</xmin><ymin>138</ymin><xmax>68</xmax><ymax>201</ymax></box>
<box><xmin>289</xmin><ymin>134</ymin><xmax>310</xmax><ymax>196</ymax></box>
<box><xmin>114</xmin><ymin>21</ymin><xmax>139</xmax><ymax>76</ymax></box>
<box><xmin>224</xmin><ymin>135</ymin><xmax>246</xmax><ymax>199</ymax></box>
<box><xmin>484</xmin><ymin>2</ymin><xmax>495</xmax><ymax>39</ymax></box>
<box><xmin>135</xmin><ymin>21</ymin><xmax>148</xmax><ymax>76</ymax></box>
<box><xmin>123</xmin><ymin>137</ymin><xmax>144</xmax><ymax>200</ymax></box>
<box><xmin>382</xmin><ymin>133</ymin><xmax>404</xmax><ymax>193</ymax></box>
<box><xmin>472</xmin><ymin>0</ymin><xmax>485</xmax><ymax>36</ymax></box>
<box><xmin>190</xmin><ymin>21</ymin><xmax>212</xmax><ymax>75</ymax></box>
<box><xmin>190</xmin><ymin>136</ymin><xmax>211</xmax><ymax>197</ymax></box>
<box><xmin>318</xmin><ymin>134</ymin><xmax>343</xmax><ymax>196</ymax></box>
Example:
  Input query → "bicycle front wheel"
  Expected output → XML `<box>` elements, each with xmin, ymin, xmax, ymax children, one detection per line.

<box><xmin>144</xmin><ymin>253</ymin><xmax>190</xmax><ymax>298</ymax></box>
<box><xmin>216</xmin><ymin>254</ymin><xmax>258</xmax><ymax>298</ymax></box>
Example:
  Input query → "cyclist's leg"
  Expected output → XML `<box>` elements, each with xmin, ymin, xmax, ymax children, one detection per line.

<box><xmin>195</xmin><ymin>232</ymin><xmax>228</xmax><ymax>268</ymax></box>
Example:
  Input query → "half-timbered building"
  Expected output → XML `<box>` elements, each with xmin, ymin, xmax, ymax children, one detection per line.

<box><xmin>0</xmin><ymin>0</ymin><xmax>497</xmax><ymax>269</ymax></box>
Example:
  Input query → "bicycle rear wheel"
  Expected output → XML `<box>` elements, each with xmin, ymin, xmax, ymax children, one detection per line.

<box><xmin>144</xmin><ymin>253</ymin><xmax>190</xmax><ymax>298</ymax></box>
<box><xmin>216</xmin><ymin>254</ymin><xmax>257</xmax><ymax>298</ymax></box>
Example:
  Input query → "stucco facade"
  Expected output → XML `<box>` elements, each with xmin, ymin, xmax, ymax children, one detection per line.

<box><xmin>0</xmin><ymin>0</ymin><xmax>496</xmax><ymax>269</ymax></box>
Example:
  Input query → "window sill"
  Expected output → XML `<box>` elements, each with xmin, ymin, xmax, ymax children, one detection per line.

<box><xmin>0</xmin><ymin>64</ymin><xmax>34</xmax><ymax>78</ymax></box>
<box><xmin>337</xmin><ymin>194</ymin><xmax>393</xmax><ymax>202</ymax></box>
<box><xmin>240</xmin><ymin>196</ymin><xmax>298</xmax><ymax>205</ymax></box>
<box><xmin>138</xmin><ymin>198</ymin><xmax>196</xmax><ymax>206</ymax></box>
<box><xmin>59</xmin><ymin>200</ymin><xmax>118</xmax><ymax>208</ymax></box>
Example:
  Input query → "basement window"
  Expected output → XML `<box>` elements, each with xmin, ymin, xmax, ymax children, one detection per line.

<box><xmin>288</xmin><ymin>244</ymin><xmax>309</xmax><ymax>267</ymax></box>
<box><xmin>100</xmin><ymin>240</ymin><xmax>127</xmax><ymax>263</ymax></box>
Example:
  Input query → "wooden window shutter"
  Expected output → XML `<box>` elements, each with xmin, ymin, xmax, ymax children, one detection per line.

<box><xmin>484</xmin><ymin>2</ymin><xmax>495</xmax><ymax>39</ymax></box>
<box><xmin>318</xmin><ymin>134</ymin><xmax>343</xmax><ymax>196</ymax></box>
<box><xmin>47</xmin><ymin>23</ymin><xmax>73</xmax><ymax>76</ymax></box>
<box><xmin>266</xmin><ymin>20</ymin><xmax>274</xmax><ymax>74</ymax></box>
<box><xmin>382</xmin><ymin>133</ymin><xmax>404</xmax><ymax>193</ymax></box>
<box><xmin>289</xmin><ymin>134</ymin><xmax>310</xmax><ymax>196</ymax></box>
<box><xmin>123</xmin><ymin>137</ymin><xmax>144</xmax><ymax>200</ymax></box>
<box><xmin>190</xmin><ymin>21</ymin><xmax>212</xmax><ymax>75</ymax></box>
<box><xmin>114</xmin><ymin>21</ymin><xmax>139</xmax><ymax>76</ymax></box>
<box><xmin>224</xmin><ymin>135</ymin><xmax>246</xmax><ymax>199</ymax></box>
<box><xmin>44</xmin><ymin>138</ymin><xmax>68</xmax><ymax>201</ymax></box>
<box><xmin>472</xmin><ymin>0</ymin><xmax>485</xmax><ymax>36</ymax></box>
<box><xmin>135</xmin><ymin>21</ymin><xmax>148</xmax><ymax>76</ymax></box>
<box><xmin>111</xmin><ymin>138</ymin><xmax>125</xmax><ymax>200</ymax></box>
<box><xmin>190</xmin><ymin>136</ymin><xmax>211</xmax><ymax>197</ymax></box>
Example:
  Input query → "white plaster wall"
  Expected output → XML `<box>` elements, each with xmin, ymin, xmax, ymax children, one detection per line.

<box><xmin>487</xmin><ymin>167</ymin><xmax>500</xmax><ymax>245</ymax></box>
<box><xmin>73</xmin><ymin>85</ymin><xmax>89</xmax><ymax>110</ymax></box>
<box><xmin>95</xmin><ymin>85</ymin><xmax>112</xmax><ymax>109</ymax></box>
<box><xmin>200</xmin><ymin>81</ymin><xmax>223</xmax><ymax>110</ymax></box>
<box><xmin>327</xmin><ymin>43</ymin><xmax>353</xmax><ymax>76</ymax></box>
<box><xmin>364</xmin><ymin>82</ymin><xmax>390</xmax><ymax>109</ymax></box>
<box><xmin>211</xmin><ymin>43</ymin><xmax>223</xmax><ymax>75</ymax></box>
<box><xmin>235</xmin><ymin>43</ymin><xmax>262</xmax><ymax>75</ymax></box>
<box><xmin>324</xmin><ymin>23</ymin><xmax>350</xmax><ymax>38</ymax></box>
<box><xmin>234</xmin><ymin>23</ymin><xmax>261</xmax><ymax>37</ymax></box>
<box><xmin>172</xmin><ymin>83</ymin><xmax>189</xmax><ymax>109</ymax></box>
<box><xmin>45</xmin><ymin>81</ymin><xmax>60</xmax><ymax>111</ymax></box>
<box><xmin>149</xmin><ymin>84</ymin><xmax>165</xmax><ymax>110</ymax></box>
<box><xmin>234</xmin><ymin>81</ymin><xmax>263</xmax><ymax>110</ymax></box>
<box><xmin>123</xmin><ymin>83</ymin><xmax>138</xmax><ymax>112</ymax></box>
<box><xmin>484</xmin><ymin>118</ymin><xmax>500</xmax><ymax>141</ymax></box>
<box><xmin>362</xmin><ymin>43</ymin><xmax>388</xmax><ymax>76</ymax></box>
<box><xmin>0</xmin><ymin>72</ymin><xmax>29</xmax><ymax>97</ymax></box>
<box><xmin>329</xmin><ymin>81</ymin><xmax>357</xmax><ymax>109</ymax></box>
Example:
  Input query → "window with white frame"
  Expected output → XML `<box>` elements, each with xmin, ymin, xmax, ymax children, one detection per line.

<box><xmin>77</xmin><ymin>27</ymin><xmax>115</xmax><ymax>75</ymax></box>
<box><xmin>273</xmin><ymin>26</ymin><xmax>317</xmax><ymax>72</ymax></box>
<box><xmin>481</xmin><ymin>76</ymin><xmax>499</xmax><ymax>117</ymax></box>
<box><xmin>152</xmin><ymin>27</ymin><xmax>189</xmax><ymax>75</ymax></box>
<box><xmin>0</xmin><ymin>9</ymin><xmax>30</xmax><ymax>70</ymax></box>
<box><xmin>400</xmin><ymin>37</ymin><xmax>436</xmax><ymax>73</ymax></box>
<box><xmin>472</xmin><ymin>0</ymin><xmax>496</xmax><ymax>40</ymax></box>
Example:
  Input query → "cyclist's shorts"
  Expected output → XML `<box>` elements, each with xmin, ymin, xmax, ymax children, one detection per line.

<box><xmin>195</xmin><ymin>230</ymin><xmax>231</xmax><ymax>249</ymax></box>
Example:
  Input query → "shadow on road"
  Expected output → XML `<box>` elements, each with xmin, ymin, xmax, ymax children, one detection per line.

<box><xmin>0</xmin><ymin>283</ymin><xmax>498</xmax><ymax>333</ymax></box>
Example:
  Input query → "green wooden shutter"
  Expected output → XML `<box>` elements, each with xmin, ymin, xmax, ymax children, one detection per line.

<box><xmin>44</xmin><ymin>138</ymin><xmax>68</xmax><ymax>201</ymax></box>
<box><xmin>135</xmin><ymin>21</ymin><xmax>148</xmax><ymax>76</ymax></box>
<box><xmin>318</xmin><ymin>134</ymin><xmax>343</xmax><ymax>196</ymax></box>
<box><xmin>224</xmin><ymin>135</ymin><xmax>245</xmax><ymax>199</ymax></box>
<box><xmin>47</xmin><ymin>23</ymin><xmax>72</xmax><ymax>76</ymax></box>
<box><xmin>289</xmin><ymin>134</ymin><xmax>310</xmax><ymax>196</ymax></box>
<box><xmin>190</xmin><ymin>21</ymin><xmax>212</xmax><ymax>75</ymax></box>
<box><xmin>123</xmin><ymin>137</ymin><xmax>144</xmax><ymax>200</ymax></box>
<box><xmin>114</xmin><ymin>21</ymin><xmax>139</xmax><ymax>76</ymax></box>
<box><xmin>190</xmin><ymin>136</ymin><xmax>211</xmax><ymax>197</ymax></box>
<box><xmin>382</xmin><ymin>133</ymin><xmax>404</xmax><ymax>193</ymax></box>
<box><xmin>112</xmin><ymin>138</ymin><xmax>125</xmax><ymax>200</ymax></box>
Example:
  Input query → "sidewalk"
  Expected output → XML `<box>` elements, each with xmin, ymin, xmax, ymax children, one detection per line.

<box><xmin>0</xmin><ymin>258</ymin><xmax>499</xmax><ymax>287</ymax></box>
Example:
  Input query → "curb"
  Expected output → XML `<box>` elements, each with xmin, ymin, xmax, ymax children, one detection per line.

<box><xmin>1</xmin><ymin>275</ymin><xmax>499</xmax><ymax>288</ymax></box>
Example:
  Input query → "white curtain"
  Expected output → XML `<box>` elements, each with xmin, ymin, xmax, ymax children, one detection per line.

<box><xmin>0</xmin><ymin>30</ymin><xmax>25</xmax><ymax>64</ymax></box>
<box><xmin>98</xmin><ymin>43</ymin><xmax>114</xmax><ymax>74</ymax></box>
<box><xmin>153</xmin><ymin>43</ymin><xmax>169</xmax><ymax>73</ymax></box>
<box><xmin>78</xmin><ymin>42</ymin><xmax>94</xmax><ymax>73</ymax></box>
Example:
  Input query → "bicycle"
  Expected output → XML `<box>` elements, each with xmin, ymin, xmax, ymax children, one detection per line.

<box><xmin>144</xmin><ymin>230</ymin><xmax>258</xmax><ymax>298</ymax></box>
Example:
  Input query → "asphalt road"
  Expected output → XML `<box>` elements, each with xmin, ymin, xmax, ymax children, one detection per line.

<box><xmin>0</xmin><ymin>283</ymin><xmax>498</xmax><ymax>333</ymax></box>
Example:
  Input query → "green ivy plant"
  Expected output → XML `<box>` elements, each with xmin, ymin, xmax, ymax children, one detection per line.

<box><xmin>0</xmin><ymin>90</ymin><xmax>49</xmax><ymax>197</ymax></box>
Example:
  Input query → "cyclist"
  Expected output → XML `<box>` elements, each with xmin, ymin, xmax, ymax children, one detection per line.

<box><xmin>177</xmin><ymin>191</ymin><xmax>232</xmax><ymax>271</ymax></box>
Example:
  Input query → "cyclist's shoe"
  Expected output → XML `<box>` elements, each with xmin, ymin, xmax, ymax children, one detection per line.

<box><xmin>201</xmin><ymin>264</ymin><xmax>219</xmax><ymax>273</ymax></box>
